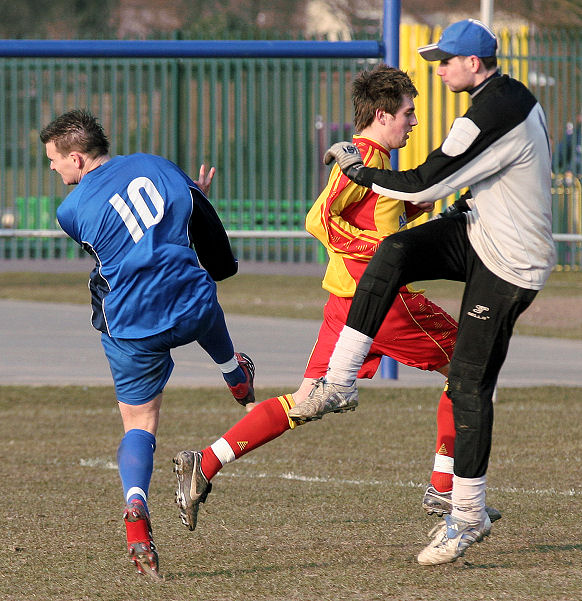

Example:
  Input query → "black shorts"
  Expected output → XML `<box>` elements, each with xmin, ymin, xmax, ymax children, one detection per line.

<box><xmin>348</xmin><ymin>215</ymin><xmax>538</xmax><ymax>477</ymax></box>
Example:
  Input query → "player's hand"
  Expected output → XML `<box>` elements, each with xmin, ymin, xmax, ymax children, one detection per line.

<box><xmin>195</xmin><ymin>164</ymin><xmax>216</xmax><ymax>196</ymax></box>
<box><xmin>323</xmin><ymin>142</ymin><xmax>364</xmax><ymax>177</ymax></box>
<box><xmin>415</xmin><ymin>201</ymin><xmax>435</xmax><ymax>213</ymax></box>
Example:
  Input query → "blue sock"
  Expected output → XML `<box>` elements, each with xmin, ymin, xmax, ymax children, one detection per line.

<box><xmin>196</xmin><ymin>308</ymin><xmax>245</xmax><ymax>386</ymax></box>
<box><xmin>223</xmin><ymin>366</ymin><xmax>245</xmax><ymax>387</ymax></box>
<box><xmin>117</xmin><ymin>429</ymin><xmax>156</xmax><ymax>513</ymax></box>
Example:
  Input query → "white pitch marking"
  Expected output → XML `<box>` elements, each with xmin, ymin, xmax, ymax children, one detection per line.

<box><xmin>78</xmin><ymin>458</ymin><xmax>582</xmax><ymax>499</ymax></box>
<box><xmin>218</xmin><ymin>470</ymin><xmax>582</xmax><ymax>498</ymax></box>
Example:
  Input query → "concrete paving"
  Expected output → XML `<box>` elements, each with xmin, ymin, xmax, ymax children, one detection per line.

<box><xmin>2</xmin><ymin>298</ymin><xmax>581</xmax><ymax>390</ymax></box>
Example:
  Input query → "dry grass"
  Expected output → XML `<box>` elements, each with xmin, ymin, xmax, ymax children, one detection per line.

<box><xmin>1</xmin><ymin>385</ymin><xmax>582</xmax><ymax>601</ymax></box>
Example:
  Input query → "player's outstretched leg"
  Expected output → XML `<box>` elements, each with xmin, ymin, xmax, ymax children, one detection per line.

<box><xmin>288</xmin><ymin>377</ymin><xmax>358</xmax><ymax>421</ymax></box>
<box><xmin>173</xmin><ymin>395</ymin><xmax>297</xmax><ymax>531</ymax></box>
<box><xmin>123</xmin><ymin>499</ymin><xmax>161</xmax><ymax>579</ymax></box>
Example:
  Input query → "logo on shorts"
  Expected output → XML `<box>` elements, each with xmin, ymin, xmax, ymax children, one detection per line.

<box><xmin>467</xmin><ymin>304</ymin><xmax>490</xmax><ymax>320</ymax></box>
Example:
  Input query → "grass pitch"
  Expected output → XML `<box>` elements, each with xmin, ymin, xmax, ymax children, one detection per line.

<box><xmin>2</xmin><ymin>385</ymin><xmax>582</xmax><ymax>601</ymax></box>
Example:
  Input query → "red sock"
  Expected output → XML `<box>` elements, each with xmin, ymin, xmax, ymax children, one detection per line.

<box><xmin>430</xmin><ymin>387</ymin><xmax>455</xmax><ymax>492</ymax></box>
<box><xmin>200</xmin><ymin>395</ymin><xmax>295</xmax><ymax>480</ymax></box>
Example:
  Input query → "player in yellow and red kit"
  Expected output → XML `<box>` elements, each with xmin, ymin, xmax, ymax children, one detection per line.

<box><xmin>303</xmin><ymin>133</ymin><xmax>455</xmax><ymax>389</ymax></box>
<box><xmin>173</xmin><ymin>64</ymin><xmax>500</xmax><ymax>534</ymax></box>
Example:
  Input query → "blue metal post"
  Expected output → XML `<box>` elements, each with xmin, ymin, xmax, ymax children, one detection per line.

<box><xmin>380</xmin><ymin>0</ymin><xmax>401</xmax><ymax>380</ymax></box>
<box><xmin>383</xmin><ymin>0</ymin><xmax>400</xmax><ymax>69</ymax></box>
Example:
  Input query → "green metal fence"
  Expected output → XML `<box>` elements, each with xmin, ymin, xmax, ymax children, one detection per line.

<box><xmin>519</xmin><ymin>29</ymin><xmax>582</xmax><ymax>270</ymax></box>
<box><xmin>1</xmin><ymin>28</ymin><xmax>581</xmax><ymax>268</ymax></box>
<box><xmin>0</xmin><ymin>55</ymin><xmax>368</xmax><ymax>262</ymax></box>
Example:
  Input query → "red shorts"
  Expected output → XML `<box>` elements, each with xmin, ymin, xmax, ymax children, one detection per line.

<box><xmin>304</xmin><ymin>288</ymin><xmax>457</xmax><ymax>379</ymax></box>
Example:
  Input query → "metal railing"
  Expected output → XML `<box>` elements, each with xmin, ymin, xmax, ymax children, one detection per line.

<box><xmin>0</xmin><ymin>27</ymin><xmax>581</xmax><ymax>268</ymax></box>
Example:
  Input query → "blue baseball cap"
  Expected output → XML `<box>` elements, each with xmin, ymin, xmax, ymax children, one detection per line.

<box><xmin>418</xmin><ymin>19</ymin><xmax>497</xmax><ymax>61</ymax></box>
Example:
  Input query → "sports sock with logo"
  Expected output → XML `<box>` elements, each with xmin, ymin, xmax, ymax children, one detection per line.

<box><xmin>117</xmin><ymin>428</ymin><xmax>156</xmax><ymax>513</ymax></box>
<box><xmin>430</xmin><ymin>385</ymin><xmax>455</xmax><ymax>492</ymax></box>
<box><xmin>200</xmin><ymin>395</ymin><xmax>296</xmax><ymax>480</ymax></box>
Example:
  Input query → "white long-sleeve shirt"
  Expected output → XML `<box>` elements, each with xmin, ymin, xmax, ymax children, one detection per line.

<box><xmin>353</xmin><ymin>73</ymin><xmax>556</xmax><ymax>290</ymax></box>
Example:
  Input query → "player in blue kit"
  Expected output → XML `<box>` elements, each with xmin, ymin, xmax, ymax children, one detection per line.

<box><xmin>40</xmin><ymin>109</ymin><xmax>255</xmax><ymax>579</ymax></box>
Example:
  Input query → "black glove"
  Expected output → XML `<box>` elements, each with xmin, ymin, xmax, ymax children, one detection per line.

<box><xmin>323</xmin><ymin>141</ymin><xmax>364</xmax><ymax>181</ymax></box>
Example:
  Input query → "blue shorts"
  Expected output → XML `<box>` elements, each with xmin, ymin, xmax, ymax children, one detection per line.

<box><xmin>102</xmin><ymin>301</ymin><xmax>234</xmax><ymax>405</ymax></box>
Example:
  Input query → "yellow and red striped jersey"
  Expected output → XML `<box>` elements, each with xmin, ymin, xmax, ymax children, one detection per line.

<box><xmin>306</xmin><ymin>135</ymin><xmax>411</xmax><ymax>297</ymax></box>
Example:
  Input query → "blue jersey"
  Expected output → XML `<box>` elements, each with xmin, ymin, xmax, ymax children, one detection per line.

<box><xmin>57</xmin><ymin>153</ymin><xmax>217</xmax><ymax>339</ymax></box>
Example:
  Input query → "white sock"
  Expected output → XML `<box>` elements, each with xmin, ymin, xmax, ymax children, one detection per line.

<box><xmin>217</xmin><ymin>356</ymin><xmax>239</xmax><ymax>373</ymax></box>
<box><xmin>126</xmin><ymin>486</ymin><xmax>147</xmax><ymax>504</ymax></box>
<box><xmin>433</xmin><ymin>454</ymin><xmax>454</xmax><ymax>474</ymax></box>
<box><xmin>452</xmin><ymin>475</ymin><xmax>487</xmax><ymax>524</ymax></box>
<box><xmin>326</xmin><ymin>326</ymin><xmax>373</xmax><ymax>386</ymax></box>
<box><xmin>210</xmin><ymin>438</ymin><xmax>236</xmax><ymax>466</ymax></box>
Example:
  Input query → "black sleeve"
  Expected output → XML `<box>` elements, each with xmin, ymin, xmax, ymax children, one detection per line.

<box><xmin>350</xmin><ymin>77</ymin><xmax>539</xmax><ymax>200</ymax></box>
<box><xmin>188</xmin><ymin>187</ymin><xmax>238</xmax><ymax>281</ymax></box>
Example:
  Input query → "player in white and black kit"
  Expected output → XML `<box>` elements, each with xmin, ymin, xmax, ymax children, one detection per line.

<box><xmin>40</xmin><ymin>110</ymin><xmax>255</xmax><ymax>579</ymax></box>
<box><xmin>290</xmin><ymin>19</ymin><xmax>557</xmax><ymax>564</ymax></box>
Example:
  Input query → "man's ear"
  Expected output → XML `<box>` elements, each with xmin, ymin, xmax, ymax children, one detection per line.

<box><xmin>469</xmin><ymin>55</ymin><xmax>482</xmax><ymax>73</ymax></box>
<box><xmin>69</xmin><ymin>152</ymin><xmax>84</xmax><ymax>169</ymax></box>
<box><xmin>376</xmin><ymin>108</ymin><xmax>389</xmax><ymax>125</ymax></box>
